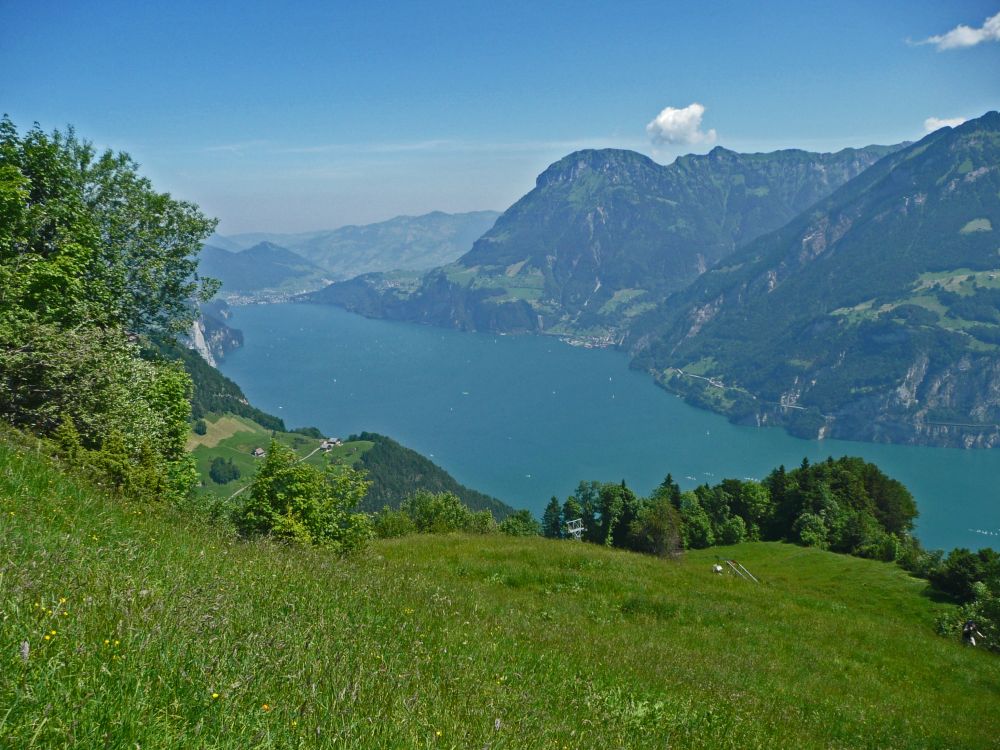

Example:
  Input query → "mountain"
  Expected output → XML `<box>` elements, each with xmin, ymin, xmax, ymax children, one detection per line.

<box><xmin>630</xmin><ymin>111</ymin><xmax>1000</xmax><ymax>448</ymax></box>
<box><xmin>307</xmin><ymin>145</ymin><xmax>902</xmax><ymax>340</ymax></box>
<box><xmin>198</xmin><ymin>242</ymin><xmax>324</xmax><ymax>296</ymax></box>
<box><xmin>210</xmin><ymin>210</ymin><xmax>501</xmax><ymax>280</ymax></box>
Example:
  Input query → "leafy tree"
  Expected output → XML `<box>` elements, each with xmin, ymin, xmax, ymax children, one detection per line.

<box><xmin>733</xmin><ymin>481</ymin><xmax>773</xmax><ymax>540</ymax></box>
<box><xmin>542</xmin><ymin>496</ymin><xmax>563</xmax><ymax>538</ymax></box>
<box><xmin>237</xmin><ymin>440</ymin><xmax>372</xmax><ymax>551</ymax></box>
<box><xmin>717</xmin><ymin>515</ymin><xmax>747</xmax><ymax>546</ymax></box>
<box><xmin>193</xmin><ymin>418</ymin><xmax>208</xmax><ymax>435</ymax></box>
<box><xmin>209</xmin><ymin>457</ymin><xmax>240</xmax><ymax>485</ymax></box>
<box><xmin>499</xmin><ymin>509</ymin><xmax>542</xmax><ymax>537</ymax></box>
<box><xmin>628</xmin><ymin>496</ymin><xmax>683</xmax><ymax>557</ymax></box>
<box><xmin>0</xmin><ymin>118</ymin><xmax>215</xmax><ymax>500</ymax></box>
<box><xmin>373</xmin><ymin>507</ymin><xmax>416</xmax><ymax>538</ymax></box>
<box><xmin>574</xmin><ymin>481</ymin><xmax>600</xmax><ymax>543</ymax></box>
<box><xmin>678</xmin><ymin>491</ymin><xmax>714</xmax><ymax>549</ymax></box>
<box><xmin>0</xmin><ymin>117</ymin><xmax>217</xmax><ymax>334</ymax></box>
<box><xmin>793</xmin><ymin>512</ymin><xmax>828</xmax><ymax>549</ymax></box>
<box><xmin>930</xmin><ymin>548</ymin><xmax>1000</xmax><ymax>603</ymax></box>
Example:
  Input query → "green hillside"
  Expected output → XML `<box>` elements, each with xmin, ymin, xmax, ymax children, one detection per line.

<box><xmin>352</xmin><ymin>431</ymin><xmax>514</xmax><ymax>518</ymax></box>
<box><xmin>2</xmin><ymin>435</ymin><xmax>998</xmax><ymax>749</ymax></box>
<box><xmin>188</xmin><ymin>416</ymin><xmax>515</xmax><ymax>518</ymax></box>
<box><xmin>632</xmin><ymin>111</ymin><xmax>1000</xmax><ymax>447</ymax></box>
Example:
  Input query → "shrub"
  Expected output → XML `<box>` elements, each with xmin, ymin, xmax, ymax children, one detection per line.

<box><xmin>718</xmin><ymin>515</ymin><xmax>747</xmax><ymax>546</ymax></box>
<box><xmin>193</xmin><ymin>419</ymin><xmax>208</xmax><ymax>435</ymax></box>
<box><xmin>0</xmin><ymin>321</ymin><xmax>197</xmax><ymax>501</ymax></box>
<box><xmin>466</xmin><ymin>509</ymin><xmax>499</xmax><ymax>534</ymax></box>
<box><xmin>237</xmin><ymin>440</ymin><xmax>372</xmax><ymax>551</ymax></box>
<box><xmin>499</xmin><ymin>509</ymin><xmax>541</xmax><ymax>537</ymax></box>
<box><xmin>373</xmin><ymin>507</ymin><xmax>417</xmax><ymax>539</ymax></box>
<box><xmin>399</xmin><ymin>490</ymin><xmax>472</xmax><ymax>533</ymax></box>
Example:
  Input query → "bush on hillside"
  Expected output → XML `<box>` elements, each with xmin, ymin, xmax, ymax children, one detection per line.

<box><xmin>399</xmin><ymin>490</ymin><xmax>478</xmax><ymax>534</ymax></box>
<box><xmin>373</xmin><ymin>507</ymin><xmax>417</xmax><ymax>539</ymax></box>
<box><xmin>499</xmin><ymin>509</ymin><xmax>542</xmax><ymax>536</ymax></box>
<box><xmin>237</xmin><ymin>440</ymin><xmax>372</xmax><ymax>551</ymax></box>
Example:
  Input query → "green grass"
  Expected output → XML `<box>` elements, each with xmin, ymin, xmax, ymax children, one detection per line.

<box><xmin>2</xmin><ymin>435</ymin><xmax>999</xmax><ymax>748</ymax></box>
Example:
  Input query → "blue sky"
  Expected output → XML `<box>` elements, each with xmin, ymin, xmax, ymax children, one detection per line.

<box><xmin>2</xmin><ymin>1</ymin><xmax>998</xmax><ymax>233</ymax></box>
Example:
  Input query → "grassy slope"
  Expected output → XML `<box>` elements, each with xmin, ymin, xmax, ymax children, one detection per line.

<box><xmin>2</xmin><ymin>437</ymin><xmax>998</xmax><ymax>749</ymax></box>
<box><xmin>188</xmin><ymin>414</ymin><xmax>371</xmax><ymax>504</ymax></box>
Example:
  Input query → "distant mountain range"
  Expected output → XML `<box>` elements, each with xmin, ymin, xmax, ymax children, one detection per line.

<box><xmin>203</xmin><ymin>210</ymin><xmax>500</xmax><ymax>297</ymax></box>
<box><xmin>630</xmin><ymin>111</ymin><xmax>1000</xmax><ymax>448</ymax></box>
<box><xmin>308</xmin><ymin>144</ymin><xmax>901</xmax><ymax>340</ymax></box>
<box><xmin>199</xmin><ymin>242</ymin><xmax>324</xmax><ymax>296</ymax></box>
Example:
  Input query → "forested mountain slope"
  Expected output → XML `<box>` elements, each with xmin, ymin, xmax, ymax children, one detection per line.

<box><xmin>631</xmin><ymin>111</ymin><xmax>1000</xmax><ymax>447</ymax></box>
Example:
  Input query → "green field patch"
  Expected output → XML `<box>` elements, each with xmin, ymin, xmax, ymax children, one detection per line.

<box><xmin>680</xmin><ymin>357</ymin><xmax>718</xmax><ymax>376</ymax></box>
<box><xmin>500</xmin><ymin>285</ymin><xmax>544</xmax><ymax>301</ymax></box>
<box><xmin>621</xmin><ymin>301</ymin><xmax>657</xmax><ymax>318</ymax></box>
<box><xmin>598</xmin><ymin>288</ymin><xmax>647</xmax><ymax>315</ymax></box>
<box><xmin>186</xmin><ymin>414</ymin><xmax>263</xmax><ymax>450</ymax></box>
<box><xmin>914</xmin><ymin>269</ymin><xmax>1000</xmax><ymax>296</ymax></box>
<box><xmin>960</xmin><ymin>218</ymin><xmax>993</xmax><ymax>234</ymax></box>
<box><xmin>505</xmin><ymin>259</ymin><xmax>528</xmax><ymax>277</ymax></box>
<box><xmin>442</xmin><ymin>264</ymin><xmax>480</xmax><ymax>286</ymax></box>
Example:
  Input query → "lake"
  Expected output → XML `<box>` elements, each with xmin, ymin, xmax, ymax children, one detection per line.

<box><xmin>219</xmin><ymin>303</ymin><xmax>1000</xmax><ymax>551</ymax></box>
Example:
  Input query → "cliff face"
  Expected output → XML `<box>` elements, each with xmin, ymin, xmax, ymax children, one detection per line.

<box><xmin>186</xmin><ymin>301</ymin><xmax>244</xmax><ymax>366</ymax></box>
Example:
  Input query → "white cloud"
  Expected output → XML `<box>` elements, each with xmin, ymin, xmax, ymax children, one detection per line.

<box><xmin>646</xmin><ymin>103</ymin><xmax>717</xmax><ymax>146</ymax></box>
<box><xmin>918</xmin><ymin>11</ymin><xmax>1000</xmax><ymax>50</ymax></box>
<box><xmin>924</xmin><ymin>116</ymin><xmax>967</xmax><ymax>133</ymax></box>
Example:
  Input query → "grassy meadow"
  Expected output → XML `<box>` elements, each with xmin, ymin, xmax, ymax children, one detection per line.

<box><xmin>1</xmin><ymin>434</ymin><xmax>999</xmax><ymax>748</ymax></box>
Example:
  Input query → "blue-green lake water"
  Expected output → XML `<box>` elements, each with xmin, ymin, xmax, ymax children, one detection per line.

<box><xmin>219</xmin><ymin>303</ymin><xmax>1000</xmax><ymax>551</ymax></box>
